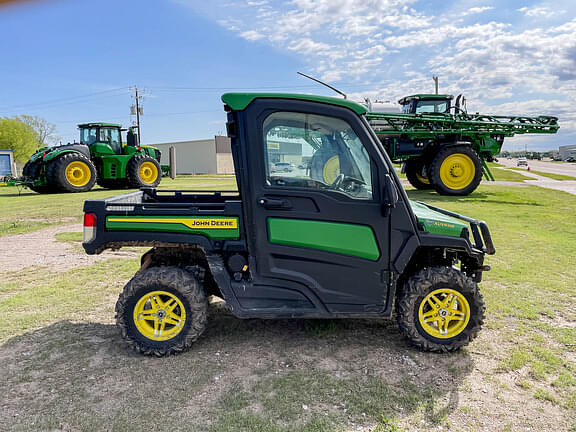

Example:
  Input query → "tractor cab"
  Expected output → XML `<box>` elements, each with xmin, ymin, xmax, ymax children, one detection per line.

<box><xmin>399</xmin><ymin>94</ymin><xmax>454</xmax><ymax>114</ymax></box>
<box><xmin>78</xmin><ymin>123</ymin><xmax>124</xmax><ymax>154</ymax></box>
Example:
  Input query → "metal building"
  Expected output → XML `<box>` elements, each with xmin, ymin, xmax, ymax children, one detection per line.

<box><xmin>0</xmin><ymin>149</ymin><xmax>16</xmax><ymax>177</ymax></box>
<box><xmin>149</xmin><ymin>136</ymin><xmax>234</xmax><ymax>175</ymax></box>
<box><xmin>559</xmin><ymin>145</ymin><xmax>576</xmax><ymax>161</ymax></box>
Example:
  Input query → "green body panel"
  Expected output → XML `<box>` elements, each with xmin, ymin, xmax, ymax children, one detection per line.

<box><xmin>267</xmin><ymin>218</ymin><xmax>380</xmax><ymax>261</ymax></box>
<box><xmin>482</xmin><ymin>136</ymin><xmax>502</xmax><ymax>155</ymax></box>
<box><xmin>222</xmin><ymin>93</ymin><xmax>367</xmax><ymax>115</ymax></box>
<box><xmin>409</xmin><ymin>201</ymin><xmax>467</xmax><ymax>237</ymax></box>
<box><xmin>43</xmin><ymin>148</ymin><xmax>82</xmax><ymax>162</ymax></box>
<box><xmin>106</xmin><ymin>215</ymin><xmax>240</xmax><ymax>240</ymax></box>
<box><xmin>90</xmin><ymin>142</ymin><xmax>116</xmax><ymax>156</ymax></box>
<box><xmin>99</xmin><ymin>155</ymin><xmax>130</xmax><ymax>179</ymax></box>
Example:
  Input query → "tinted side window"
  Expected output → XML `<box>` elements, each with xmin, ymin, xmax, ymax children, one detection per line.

<box><xmin>263</xmin><ymin>112</ymin><xmax>373</xmax><ymax>200</ymax></box>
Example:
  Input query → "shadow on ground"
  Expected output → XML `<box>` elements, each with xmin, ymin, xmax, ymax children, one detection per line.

<box><xmin>0</xmin><ymin>307</ymin><xmax>474</xmax><ymax>431</ymax></box>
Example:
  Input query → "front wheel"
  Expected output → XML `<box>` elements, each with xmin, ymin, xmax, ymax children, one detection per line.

<box><xmin>397</xmin><ymin>266</ymin><xmax>485</xmax><ymax>352</ymax></box>
<box><xmin>127</xmin><ymin>155</ymin><xmax>161</xmax><ymax>188</ymax></box>
<box><xmin>115</xmin><ymin>267</ymin><xmax>208</xmax><ymax>356</ymax></box>
<box><xmin>428</xmin><ymin>146</ymin><xmax>482</xmax><ymax>196</ymax></box>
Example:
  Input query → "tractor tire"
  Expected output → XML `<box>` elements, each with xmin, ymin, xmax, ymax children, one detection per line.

<box><xmin>405</xmin><ymin>159</ymin><xmax>433</xmax><ymax>190</ymax></box>
<box><xmin>115</xmin><ymin>266</ymin><xmax>208</xmax><ymax>356</ymax></box>
<box><xmin>23</xmin><ymin>160</ymin><xmax>56</xmax><ymax>193</ymax></box>
<box><xmin>46</xmin><ymin>153</ymin><xmax>96</xmax><ymax>193</ymax></box>
<box><xmin>310</xmin><ymin>145</ymin><xmax>339</xmax><ymax>184</ymax></box>
<box><xmin>397</xmin><ymin>266</ymin><xmax>485</xmax><ymax>353</ymax></box>
<box><xmin>22</xmin><ymin>160</ymin><xmax>37</xmax><ymax>179</ymax></box>
<box><xmin>126</xmin><ymin>155</ymin><xmax>161</xmax><ymax>188</ymax></box>
<box><xmin>428</xmin><ymin>145</ymin><xmax>482</xmax><ymax>196</ymax></box>
<box><xmin>97</xmin><ymin>178</ymin><xmax>128</xmax><ymax>190</ymax></box>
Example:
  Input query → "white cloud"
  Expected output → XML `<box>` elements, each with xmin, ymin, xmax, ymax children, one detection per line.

<box><xmin>517</xmin><ymin>6</ymin><xmax>559</xmax><ymax>18</ymax></box>
<box><xmin>463</xmin><ymin>6</ymin><xmax>494</xmax><ymax>16</ymax></box>
<box><xmin>240</xmin><ymin>30</ymin><xmax>265</xmax><ymax>41</ymax></box>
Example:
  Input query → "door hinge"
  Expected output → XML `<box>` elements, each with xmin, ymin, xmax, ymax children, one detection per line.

<box><xmin>381</xmin><ymin>270</ymin><xmax>396</xmax><ymax>286</ymax></box>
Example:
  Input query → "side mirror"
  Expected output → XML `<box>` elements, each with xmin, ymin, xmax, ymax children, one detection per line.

<box><xmin>382</xmin><ymin>174</ymin><xmax>399</xmax><ymax>216</ymax></box>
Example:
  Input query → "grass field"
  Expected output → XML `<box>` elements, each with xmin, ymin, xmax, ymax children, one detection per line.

<box><xmin>1</xmin><ymin>178</ymin><xmax>575</xmax><ymax>431</ymax></box>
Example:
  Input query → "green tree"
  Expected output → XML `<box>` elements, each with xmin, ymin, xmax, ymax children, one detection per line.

<box><xmin>0</xmin><ymin>117</ymin><xmax>38</xmax><ymax>162</ymax></box>
<box><xmin>16</xmin><ymin>115</ymin><xmax>59</xmax><ymax>148</ymax></box>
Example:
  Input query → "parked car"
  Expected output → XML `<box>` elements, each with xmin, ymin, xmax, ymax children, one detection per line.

<box><xmin>564</xmin><ymin>157</ymin><xmax>576</xmax><ymax>162</ymax></box>
<box><xmin>517</xmin><ymin>158</ymin><xmax>528</xmax><ymax>167</ymax></box>
<box><xmin>273</xmin><ymin>162</ymin><xmax>295</xmax><ymax>172</ymax></box>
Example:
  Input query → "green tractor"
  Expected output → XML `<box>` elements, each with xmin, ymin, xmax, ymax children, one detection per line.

<box><xmin>22</xmin><ymin>123</ymin><xmax>163</xmax><ymax>193</ymax></box>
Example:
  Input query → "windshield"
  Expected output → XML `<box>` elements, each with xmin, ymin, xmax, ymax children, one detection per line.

<box><xmin>414</xmin><ymin>100</ymin><xmax>449</xmax><ymax>114</ymax></box>
<box><xmin>80</xmin><ymin>127</ymin><xmax>98</xmax><ymax>145</ymax></box>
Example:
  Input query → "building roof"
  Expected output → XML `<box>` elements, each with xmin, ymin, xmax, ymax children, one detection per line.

<box><xmin>221</xmin><ymin>93</ymin><xmax>367</xmax><ymax>115</ymax></box>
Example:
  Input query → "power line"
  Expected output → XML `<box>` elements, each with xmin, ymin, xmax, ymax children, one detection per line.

<box><xmin>0</xmin><ymin>87</ymin><xmax>130</xmax><ymax>111</ymax></box>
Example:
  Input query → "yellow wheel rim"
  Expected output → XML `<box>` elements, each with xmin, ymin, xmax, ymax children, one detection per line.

<box><xmin>418</xmin><ymin>288</ymin><xmax>470</xmax><ymax>339</ymax></box>
<box><xmin>65</xmin><ymin>161</ymin><xmax>91</xmax><ymax>187</ymax></box>
<box><xmin>133</xmin><ymin>291</ymin><xmax>186</xmax><ymax>341</ymax></box>
<box><xmin>439</xmin><ymin>154</ymin><xmax>475</xmax><ymax>190</ymax></box>
<box><xmin>139</xmin><ymin>161</ymin><xmax>159</xmax><ymax>184</ymax></box>
<box><xmin>322</xmin><ymin>156</ymin><xmax>340</xmax><ymax>184</ymax></box>
<box><xmin>416</xmin><ymin>172</ymin><xmax>430</xmax><ymax>185</ymax></box>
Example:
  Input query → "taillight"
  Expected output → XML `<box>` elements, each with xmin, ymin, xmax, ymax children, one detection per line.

<box><xmin>83</xmin><ymin>213</ymin><xmax>97</xmax><ymax>243</ymax></box>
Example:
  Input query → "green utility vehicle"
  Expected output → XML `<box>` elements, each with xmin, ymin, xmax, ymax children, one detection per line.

<box><xmin>21</xmin><ymin>123</ymin><xmax>163</xmax><ymax>193</ymax></box>
<box><xmin>365</xmin><ymin>94</ymin><xmax>559</xmax><ymax>195</ymax></box>
<box><xmin>83</xmin><ymin>93</ymin><xmax>495</xmax><ymax>357</ymax></box>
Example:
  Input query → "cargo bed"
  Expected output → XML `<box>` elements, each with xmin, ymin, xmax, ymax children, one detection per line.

<box><xmin>82</xmin><ymin>188</ymin><xmax>245</xmax><ymax>254</ymax></box>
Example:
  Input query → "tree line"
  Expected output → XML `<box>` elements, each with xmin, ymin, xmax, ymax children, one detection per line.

<box><xmin>0</xmin><ymin>116</ymin><xmax>58</xmax><ymax>163</ymax></box>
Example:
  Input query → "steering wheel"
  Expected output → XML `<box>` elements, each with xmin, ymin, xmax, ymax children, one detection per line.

<box><xmin>329</xmin><ymin>173</ymin><xmax>345</xmax><ymax>190</ymax></box>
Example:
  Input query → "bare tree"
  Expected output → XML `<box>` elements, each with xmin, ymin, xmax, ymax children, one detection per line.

<box><xmin>16</xmin><ymin>115</ymin><xmax>59</xmax><ymax>148</ymax></box>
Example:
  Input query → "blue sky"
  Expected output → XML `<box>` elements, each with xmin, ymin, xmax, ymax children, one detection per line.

<box><xmin>0</xmin><ymin>0</ymin><xmax>575</xmax><ymax>151</ymax></box>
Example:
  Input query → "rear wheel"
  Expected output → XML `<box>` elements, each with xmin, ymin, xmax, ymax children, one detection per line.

<box><xmin>405</xmin><ymin>159</ymin><xmax>433</xmax><ymax>190</ymax></box>
<box><xmin>46</xmin><ymin>153</ymin><xmax>96</xmax><ymax>192</ymax></box>
<box><xmin>127</xmin><ymin>155</ymin><xmax>161</xmax><ymax>188</ymax></box>
<box><xmin>397</xmin><ymin>266</ymin><xmax>485</xmax><ymax>352</ymax></box>
<box><xmin>115</xmin><ymin>266</ymin><xmax>208</xmax><ymax>356</ymax></box>
<box><xmin>429</xmin><ymin>146</ymin><xmax>482</xmax><ymax>196</ymax></box>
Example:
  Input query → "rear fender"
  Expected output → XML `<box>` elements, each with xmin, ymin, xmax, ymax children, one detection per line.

<box><xmin>43</xmin><ymin>148</ymin><xmax>90</xmax><ymax>162</ymax></box>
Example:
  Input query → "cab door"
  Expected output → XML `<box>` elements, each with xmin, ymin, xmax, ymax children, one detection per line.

<box><xmin>239</xmin><ymin>99</ymin><xmax>394</xmax><ymax>314</ymax></box>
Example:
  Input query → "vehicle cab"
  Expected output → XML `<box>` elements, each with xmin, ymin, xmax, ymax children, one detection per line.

<box><xmin>398</xmin><ymin>94</ymin><xmax>454</xmax><ymax>114</ymax></box>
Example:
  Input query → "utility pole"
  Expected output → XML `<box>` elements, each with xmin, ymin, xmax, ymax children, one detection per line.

<box><xmin>130</xmin><ymin>86</ymin><xmax>144</xmax><ymax>145</ymax></box>
<box><xmin>433</xmin><ymin>76</ymin><xmax>439</xmax><ymax>95</ymax></box>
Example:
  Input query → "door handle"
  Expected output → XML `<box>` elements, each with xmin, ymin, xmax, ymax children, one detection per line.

<box><xmin>258</xmin><ymin>197</ymin><xmax>292</xmax><ymax>209</ymax></box>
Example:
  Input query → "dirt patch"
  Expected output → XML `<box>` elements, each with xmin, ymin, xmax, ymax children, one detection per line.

<box><xmin>0</xmin><ymin>308</ymin><xmax>571</xmax><ymax>431</ymax></box>
<box><xmin>0</xmin><ymin>224</ymin><xmax>136</xmax><ymax>272</ymax></box>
